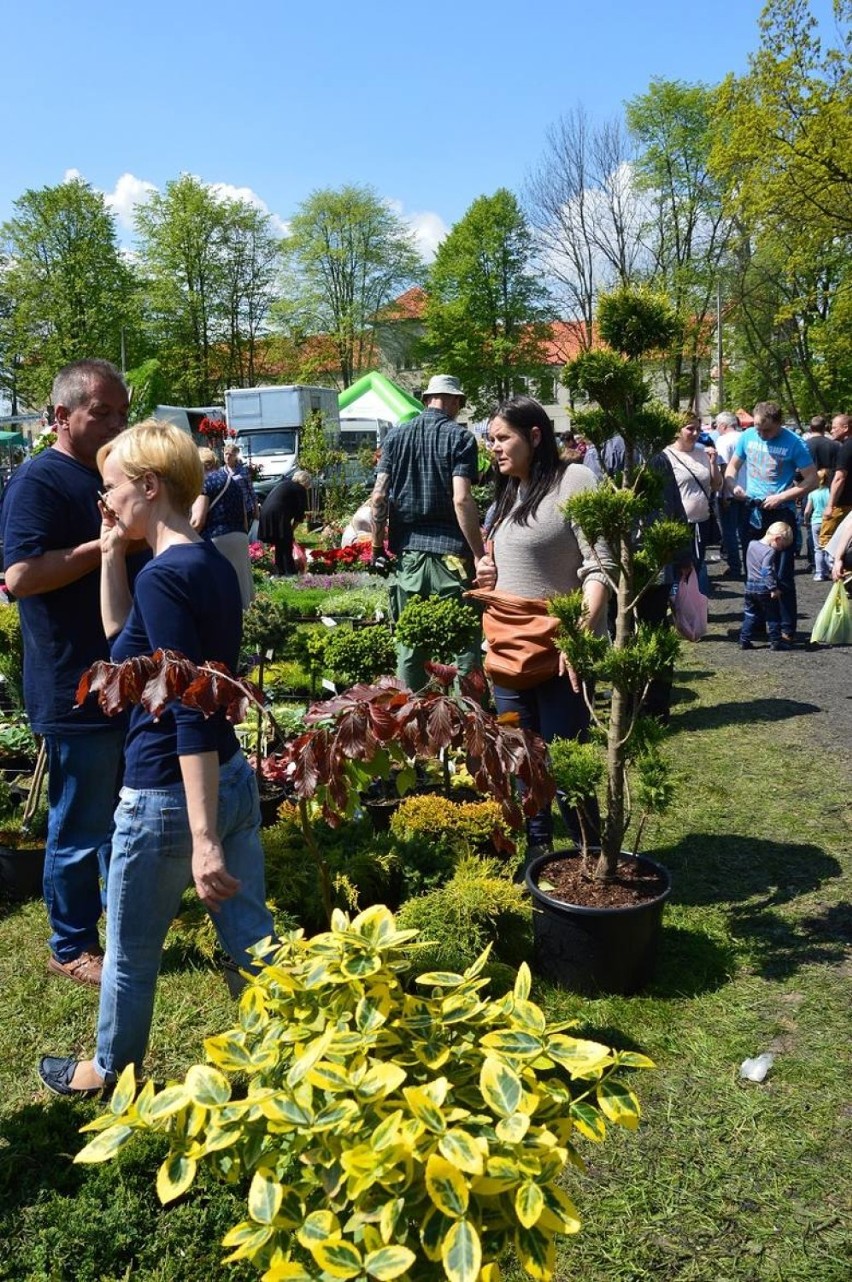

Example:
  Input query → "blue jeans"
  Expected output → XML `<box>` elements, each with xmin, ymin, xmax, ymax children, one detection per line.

<box><xmin>720</xmin><ymin>499</ymin><xmax>748</xmax><ymax>576</ymax></box>
<box><xmin>43</xmin><ymin>726</ymin><xmax>126</xmax><ymax>962</ymax></box>
<box><xmin>741</xmin><ymin>591</ymin><xmax>782</xmax><ymax>645</ymax></box>
<box><xmin>93</xmin><ymin>752</ymin><xmax>275</xmax><ymax>1081</ymax></box>
<box><xmin>493</xmin><ymin>672</ymin><xmax>598</xmax><ymax>849</ymax></box>
<box><xmin>742</xmin><ymin>503</ymin><xmax>798</xmax><ymax>637</ymax></box>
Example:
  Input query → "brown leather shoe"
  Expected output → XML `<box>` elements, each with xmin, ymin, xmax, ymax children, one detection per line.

<box><xmin>47</xmin><ymin>950</ymin><xmax>104</xmax><ymax>987</ymax></box>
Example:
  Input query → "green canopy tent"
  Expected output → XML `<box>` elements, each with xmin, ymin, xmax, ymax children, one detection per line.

<box><xmin>0</xmin><ymin>431</ymin><xmax>25</xmax><ymax>449</ymax></box>
<box><xmin>338</xmin><ymin>372</ymin><xmax>423</xmax><ymax>425</ymax></box>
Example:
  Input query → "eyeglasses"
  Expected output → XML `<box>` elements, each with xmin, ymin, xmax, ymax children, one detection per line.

<box><xmin>97</xmin><ymin>476</ymin><xmax>138</xmax><ymax>513</ymax></box>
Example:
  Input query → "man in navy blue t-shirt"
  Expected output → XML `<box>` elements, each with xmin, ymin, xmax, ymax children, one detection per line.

<box><xmin>0</xmin><ymin>359</ymin><xmax>131</xmax><ymax>986</ymax></box>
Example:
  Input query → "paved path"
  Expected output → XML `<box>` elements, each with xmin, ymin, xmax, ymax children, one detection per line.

<box><xmin>688</xmin><ymin>555</ymin><xmax>851</xmax><ymax>754</ymax></box>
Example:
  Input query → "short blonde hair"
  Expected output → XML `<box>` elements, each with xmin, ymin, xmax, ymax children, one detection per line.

<box><xmin>766</xmin><ymin>521</ymin><xmax>794</xmax><ymax>546</ymax></box>
<box><xmin>97</xmin><ymin>420</ymin><xmax>204</xmax><ymax>512</ymax></box>
<box><xmin>197</xmin><ymin>446</ymin><xmax>218</xmax><ymax>470</ymax></box>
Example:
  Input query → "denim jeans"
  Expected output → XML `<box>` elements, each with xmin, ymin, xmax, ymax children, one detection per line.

<box><xmin>741</xmin><ymin>591</ymin><xmax>782</xmax><ymax>645</ymax></box>
<box><xmin>43</xmin><ymin>726</ymin><xmax>126</xmax><ymax>963</ymax></box>
<box><xmin>742</xmin><ymin>504</ymin><xmax>798</xmax><ymax>637</ymax></box>
<box><xmin>93</xmin><ymin>752</ymin><xmax>275</xmax><ymax>1081</ymax></box>
<box><xmin>492</xmin><ymin>671</ymin><xmax>599</xmax><ymax>849</ymax></box>
<box><xmin>720</xmin><ymin>499</ymin><xmax>748</xmax><ymax>576</ymax></box>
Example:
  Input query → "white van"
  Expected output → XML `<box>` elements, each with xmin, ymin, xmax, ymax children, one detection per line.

<box><xmin>225</xmin><ymin>385</ymin><xmax>340</xmax><ymax>499</ymax></box>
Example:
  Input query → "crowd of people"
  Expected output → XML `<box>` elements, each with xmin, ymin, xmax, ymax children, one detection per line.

<box><xmin>0</xmin><ymin>355</ymin><xmax>848</xmax><ymax>1097</ymax></box>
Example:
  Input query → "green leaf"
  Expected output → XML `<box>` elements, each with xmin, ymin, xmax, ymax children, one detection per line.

<box><xmin>616</xmin><ymin>1051</ymin><xmax>656</xmax><ymax>1070</ymax></box>
<box><xmin>426</xmin><ymin>1153</ymin><xmax>469</xmax><ymax>1217</ymax></box>
<box><xmin>371</xmin><ymin>1109</ymin><xmax>403</xmax><ymax>1152</ymax></box>
<box><xmin>356</xmin><ymin>986</ymin><xmax>391</xmax><ymax>1033</ymax></box>
<box><xmin>403</xmin><ymin>1085</ymin><xmax>447</xmax><ymax>1134</ymax></box>
<box><xmin>420</xmin><ymin>1205</ymin><xmax>453</xmax><ymax>1262</ymax></box>
<box><xmin>287</xmin><ymin>1028</ymin><xmax>334</xmax><ymax>1087</ymax></box>
<box><xmin>514</xmin><ymin>1225</ymin><xmax>556</xmax><ymax>1281</ymax></box>
<box><xmin>351</xmin><ymin>903</ymin><xmax>396</xmax><ymax>944</ymax></box>
<box><xmin>74</xmin><ymin>1124</ymin><xmax>134</xmax><ymax>1164</ymax></box>
<box><xmin>545</xmin><ymin>1035</ymin><xmax>613</xmax><ymax>1077</ymax></box>
<box><xmin>415</xmin><ymin>971</ymin><xmax>465</xmax><ymax>987</ymax></box>
<box><xmin>185</xmin><ymin>1064</ymin><xmax>231</xmax><ymax>1107</ymax></box>
<box><xmin>307</xmin><ymin>1061</ymin><xmax>351</xmax><ymax>1092</ymax></box>
<box><xmin>358</xmin><ymin>1061</ymin><xmax>407</xmax><ymax>1100</ymax></box>
<box><xmin>340</xmin><ymin>949</ymin><xmax>382</xmax><ymax>978</ymax></box>
<box><xmin>480</xmin><ymin>1056</ymin><xmax>522</xmax><ymax>1117</ymax></box>
<box><xmin>248</xmin><ymin>1167</ymin><xmax>284</xmax><ymax>1224</ymax></box>
<box><xmin>513</xmin><ymin>962</ymin><xmax>532</xmax><ymax>1002</ymax></box>
<box><xmin>145</xmin><ymin>1084</ymin><xmax>190</xmax><ymax>1122</ymax></box>
<box><xmin>569</xmin><ymin>1101</ymin><xmax>607</xmax><ymax>1142</ymax></box>
<box><xmin>156</xmin><ymin>1152</ymin><xmax>197</xmax><ymax>1203</ymax></box>
<box><xmin>380</xmin><ymin>1197</ymin><xmax>405</xmax><ymax>1245</ymax></box>
<box><xmin>542</xmin><ymin>1184</ymin><xmax>582</xmax><ymax>1234</ymax></box>
<box><xmin>515</xmin><ymin>1181</ymin><xmax>544</xmax><ymax>1229</ymax></box>
<box><xmin>481</xmin><ymin>1029</ymin><xmax>544</xmax><ymax>1059</ymax></box>
<box><xmin>204</xmin><ymin>1031</ymin><xmax>255</xmax><ymax>1071</ymax></box>
<box><xmin>364</xmin><ymin>1245</ymin><xmax>417</xmax><ymax>1280</ymax></box>
<box><xmin>311</xmin><ymin>1239</ymin><xmax>362</xmax><ymax>1278</ymax></box>
<box><xmin>297</xmin><ymin>1210</ymin><xmax>342</xmax><ymax>1246</ymax></box>
<box><xmin>221</xmin><ymin>1220</ymin><xmax>273</xmax><ymax>1263</ymax></box>
<box><xmin>259</xmin><ymin>1092</ymin><xmax>314</xmax><ymax>1127</ymax></box>
<box><xmin>597</xmin><ymin>1079</ymin><xmax>642</xmax><ymax>1130</ymax></box>
<box><xmin>109</xmin><ymin>1064</ymin><xmax>137</xmax><ymax>1116</ymax></box>
<box><xmin>495</xmin><ymin>1112</ymin><xmax>530</xmax><ymax>1144</ymax></box>
<box><xmin>438</xmin><ymin>1128</ymin><xmax>485</xmax><ymax>1175</ymax></box>
<box><xmin>442</xmin><ymin>1218</ymin><xmax>482</xmax><ymax>1282</ymax></box>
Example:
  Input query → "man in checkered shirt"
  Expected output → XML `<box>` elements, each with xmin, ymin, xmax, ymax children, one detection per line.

<box><xmin>370</xmin><ymin>375</ymin><xmax>485</xmax><ymax>690</ymax></box>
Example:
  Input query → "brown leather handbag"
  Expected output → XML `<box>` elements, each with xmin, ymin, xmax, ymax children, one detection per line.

<box><xmin>466</xmin><ymin>587</ymin><xmax>561</xmax><ymax>690</ymax></box>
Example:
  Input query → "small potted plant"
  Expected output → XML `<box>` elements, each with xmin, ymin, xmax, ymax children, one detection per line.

<box><xmin>523</xmin><ymin>287</ymin><xmax>689</xmax><ymax>994</ymax></box>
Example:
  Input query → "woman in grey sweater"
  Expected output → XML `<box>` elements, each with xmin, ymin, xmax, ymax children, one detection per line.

<box><xmin>475</xmin><ymin>396</ymin><xmax>612</xmax><ymax>858</ymax></box>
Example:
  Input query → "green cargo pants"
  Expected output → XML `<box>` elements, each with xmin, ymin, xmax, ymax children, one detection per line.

<box><xmin>387</xmin><ymin>549</ymin><xmax>480</xmax><ymax>692</ymax></box>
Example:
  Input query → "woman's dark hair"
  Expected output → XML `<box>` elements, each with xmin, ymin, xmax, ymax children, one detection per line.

<box><xmin>489</xmin><ymin>395</ymin><xmax>565</xmax><ymax>528</ymax></box>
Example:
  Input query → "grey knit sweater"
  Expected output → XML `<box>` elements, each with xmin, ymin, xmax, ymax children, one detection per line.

<box><xmin>491</xmin><ymin>464</ymin><xmax>613</xmax><ymax>599</ymax></box>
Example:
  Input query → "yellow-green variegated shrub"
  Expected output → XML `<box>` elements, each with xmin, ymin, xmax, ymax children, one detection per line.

<box><xmin>75</xmin><ymin>906</ymin><xmax>652</xmax><ymax>1282</ymax></box>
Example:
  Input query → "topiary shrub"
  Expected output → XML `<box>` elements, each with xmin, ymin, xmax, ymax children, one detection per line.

<box><xmin>394</xmin><ymin>596</ymin><xmax>481</xmax><ymax>666</ymax></box>
<box><xmin>76</xmin><ymin>905</ymin><xmax>653</xmax><ymax>1282</ymax></box>
<box><xmin>324</xmin><ymin>624</ymin><xmax>396</xmax><ymax>687</ymax></box>
<box><xmin>317</xmin><ymin>585</ymin><xmax>390</xmax><ymax>620</ymax></box>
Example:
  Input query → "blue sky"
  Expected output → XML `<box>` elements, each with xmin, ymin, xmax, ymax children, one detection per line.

<box><xmin>2</xmin><ymin>0</ymin><xmax>840</xmax><ymax>256</ymax></box>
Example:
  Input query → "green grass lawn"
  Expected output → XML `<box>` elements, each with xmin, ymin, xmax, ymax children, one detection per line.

<box><xmin>0</xmin><ymin>658</ymin><xmax>850</xmax><ymax>1281</ymax></box>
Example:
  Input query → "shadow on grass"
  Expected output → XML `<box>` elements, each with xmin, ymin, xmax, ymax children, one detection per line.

<box><xmin>729</xmin><ymin>899</ymin><xmax>852</xmax><ymax>980</ymax></box>
<box><xmin>650</xmin><ymin>924</ymin><xmax>737</xmax><ymax>997</ymax></box>
<box><xmin>656</xmin><ymin>831</ymin><xmax>840</xmax><ymax>908</ymax></box>
<box><xmin>673</xmin><ymin>696</ymin><xmax>821</xmax><ymax>733</ymax></box>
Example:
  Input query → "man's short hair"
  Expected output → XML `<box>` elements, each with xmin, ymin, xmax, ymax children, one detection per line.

<box><xmin>52</xmin><ymin>359</ymin><xmax>125</xmax><ymax>412</ymax></box>
<box><xmin>809</xmin><ymin>415</ymin><xmax>827</xmax><ymax>432</ymax></box>
<box><xmin>714</xmin><ymin>411</ymin><xmax>739</xmax><ymax>430</ymax></box>
<box><xmin>753</xmin><ymin>401</ymin><xmax>783</xmax><ymax>426</ymax></box>
<box><xmin>292</xmin><ymin>469</ymin><xmax>312</xmax><ymax>487</ymax></box>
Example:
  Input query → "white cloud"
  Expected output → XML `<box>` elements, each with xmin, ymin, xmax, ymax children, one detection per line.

<box><xmin>207</xmin><ymin>180</ymin><xmax>290</xmax><ymax>236</ymax></box>
<box><xmin>63</xmin><ymin>167</ymin><xmax>84</xmax><ymax>183</ymax></box>
<box><xmin>105</xmin><ymin>172</ymin><xmax>158</xmax><ymax>230</ymax></box>
<box><xmin>385</xmin><ymin>197</ymin><xmax>448</xmax><ymax>262</ymax></box>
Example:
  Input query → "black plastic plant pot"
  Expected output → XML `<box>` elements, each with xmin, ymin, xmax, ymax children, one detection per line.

<box><xmin>0</xmin><ymin>844</ymin><xmax>45</xmax><ymax>902</ymax></box>
<box><xmin>525</xmin><ymin>849</ymin><xmax>671</xmax><ymax>996</ymax></box>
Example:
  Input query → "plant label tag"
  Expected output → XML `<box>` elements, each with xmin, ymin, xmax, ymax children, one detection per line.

<box><xmin>265</xmin><ymin>648</ymin><xmax>274</xmax><ymax>660</ymax></box>
<box><xmin>320</xmin><ymin>616</ymin><xmax>338</xmax><ymax>627</ymax></box>
<box><xmin>321</xmin><ymin>679</ymin><xmax>337</xmax><ymax>693</ymax></box>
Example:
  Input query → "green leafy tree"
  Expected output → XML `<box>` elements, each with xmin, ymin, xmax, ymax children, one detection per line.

<box><xmin>0</xmin><ymin>178</ymin><xmax>138</xmax><ymax>407</ymax></box>
<box><xmin>425</xmin><ymin>189</ymin><xmax>553</xmax><ymax>417</ymax></box>
<box><xmin>710</xmin><ymin>0</ymin><xmax>852</xmax><ymax>415</ymax></box>
<box><xmin>135</xmin><ymin>175</ymin><xmax>282</xmax><ymax>403</ymax></box>
<box><xmin>279</xmin><ymin>185</ymin><xmax>422</xmax><ymax>387</ymax></box>
<box><xmin>626</xmin><ymin>79</ymin><xmax>733</xmax><ymax>409</ymax></box>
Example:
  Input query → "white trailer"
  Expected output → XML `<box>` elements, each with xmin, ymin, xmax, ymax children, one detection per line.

<box><xmin>224</xmin><ymin>385</ymin><xmax>340</xmax><ymax>497</ymax></box>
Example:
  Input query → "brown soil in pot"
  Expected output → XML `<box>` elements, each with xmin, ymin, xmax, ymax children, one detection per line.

<box><xmin>536</xmin><ymin>853</ymin><xmax>668</xmax><ymax>910</ymax></box>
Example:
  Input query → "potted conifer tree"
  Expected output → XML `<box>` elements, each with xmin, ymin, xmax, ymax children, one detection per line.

<box><xmin>524</xmin><ymin>287</ymin><xmax>689</xmax><ymax>995</ymax></box>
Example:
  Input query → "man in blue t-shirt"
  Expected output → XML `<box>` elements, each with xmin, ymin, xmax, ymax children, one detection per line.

<box><xmin>725</xmin><ymin>400</ymin><xmax>817</xmax><ymax>643</ymax></box>
<box><xmin>0</xmin><ymin>360</ymin><xmax>131</xmax><ymax>986</ymax></box>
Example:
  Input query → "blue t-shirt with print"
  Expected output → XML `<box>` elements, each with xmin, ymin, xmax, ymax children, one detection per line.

<box><xmin>733</xmin><ymin>427</ymin><xmax>812</xmax><ymax>503</ymax></box>
<box><xmin>0</xmin><ymin>449</ymin><xmax>127</xmax><ymax>734</ymax></box>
